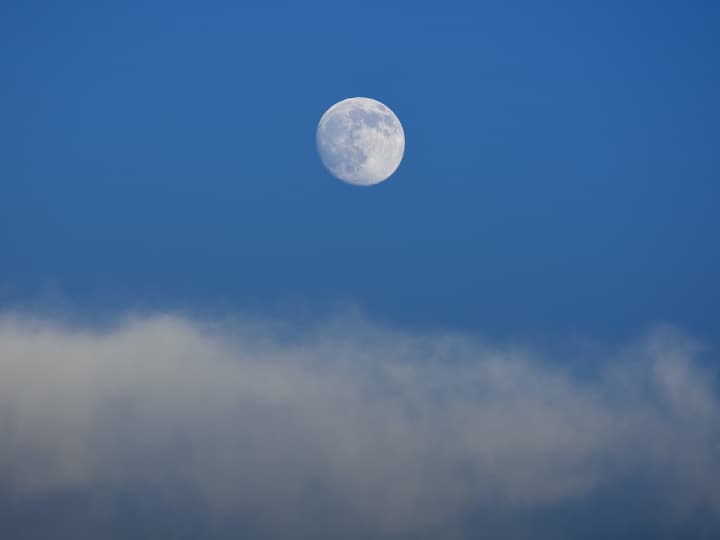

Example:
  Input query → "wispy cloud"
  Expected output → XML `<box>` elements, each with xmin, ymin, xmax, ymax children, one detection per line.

<box><xmin>0</xmin><ymin>313</ymin><xmax>718</xmax><ymax>538</ymax></box>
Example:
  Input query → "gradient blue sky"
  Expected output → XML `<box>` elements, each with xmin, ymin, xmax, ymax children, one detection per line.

<box><xmin>2</xmin><ymin>0</ymin><xmax>719</xmax><ymax>343</ymax></box>
<box><xmin>2</xmin><ymin>4</ymin><xmax>720</xmax><ymax>538</ymax></box>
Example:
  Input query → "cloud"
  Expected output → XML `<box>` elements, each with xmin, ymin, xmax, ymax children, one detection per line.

<box><xmin>0</xmin><ymin>312</ymin><xmax>718</xmax><ymax>539</ymax></box>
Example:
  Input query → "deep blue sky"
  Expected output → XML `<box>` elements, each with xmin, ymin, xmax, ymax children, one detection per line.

<box><xmin>2</xmin><ymin>0</ymin><xmax>719</xmax><ymax>342</ymax></box>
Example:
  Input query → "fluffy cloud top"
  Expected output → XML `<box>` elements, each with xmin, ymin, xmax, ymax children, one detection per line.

<box><xmin>0</xmin><ymin>313</ymin><xmax>718</xmax><ymax>539</ymax></box>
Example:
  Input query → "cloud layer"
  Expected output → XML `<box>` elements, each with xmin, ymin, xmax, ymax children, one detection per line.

<box><xmin>0</xmin><ymin>312</ymin><xmax>718</xmax><ymax>539</ymax></box>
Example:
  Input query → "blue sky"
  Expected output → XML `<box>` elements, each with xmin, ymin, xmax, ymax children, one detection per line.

<box><xmin>2</xmin><ymin>0</ymin><xmax>719</xmax><ymax>341</ymax></box>
<box><xmin>1</xmin><ymin>1</ymin><xmax>720</xmax><ymax>538</ymax></box>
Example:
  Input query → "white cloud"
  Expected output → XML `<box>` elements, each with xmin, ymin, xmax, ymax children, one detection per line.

<box><xmin>0</xmin><ymin>313</ymin><xmax>718</xmax><ymax>538</ymax></box>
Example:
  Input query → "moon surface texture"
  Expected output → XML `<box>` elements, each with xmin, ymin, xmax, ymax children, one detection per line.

<box><xmin>317</xmin><ymin>97</ymin><xmax>405</xmax><ymax>186</ymax></box>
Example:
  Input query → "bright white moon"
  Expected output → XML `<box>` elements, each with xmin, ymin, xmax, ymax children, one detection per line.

<box><xmin>317</xmin><ymin>97</ymin><xmax>405</xmax><ymax>186</ymax></box>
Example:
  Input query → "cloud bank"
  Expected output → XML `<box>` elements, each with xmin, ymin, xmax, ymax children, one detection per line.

<box><xmin>0</xmin><ymin>312</ymin><xmax>719</xmax><ymax>539</ymax></box>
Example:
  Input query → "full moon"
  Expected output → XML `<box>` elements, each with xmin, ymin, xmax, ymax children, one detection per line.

<box><xmin>316</xmin><ymin>97</ymin><xmax>405</xmax><ymax>186</ymax></box>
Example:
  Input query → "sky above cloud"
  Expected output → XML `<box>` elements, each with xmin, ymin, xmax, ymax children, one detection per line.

<box><xmin>1</xmin><ymin>0</ymin><xmax>719</xmax><ymax>342</ymax></box>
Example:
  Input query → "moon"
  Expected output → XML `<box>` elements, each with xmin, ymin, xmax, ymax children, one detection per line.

<box><xmin>316</xmin><ymin>97</ymin><xmax>405</xmax><ymax>186</ymax></box>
